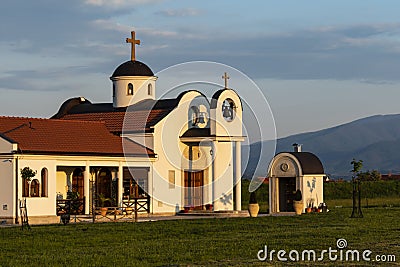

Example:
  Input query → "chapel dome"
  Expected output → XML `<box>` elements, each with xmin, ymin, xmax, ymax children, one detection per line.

<box><xmin>111</xmin><ymin>60</ymin><xmax>154</xmax><ymax>78</ymax></box>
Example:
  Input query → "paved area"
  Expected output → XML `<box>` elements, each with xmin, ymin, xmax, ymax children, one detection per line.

<box><xmin>0</xmin><ymin>211</ymin><xmax>298</xmax><ymax>227</ymax></box>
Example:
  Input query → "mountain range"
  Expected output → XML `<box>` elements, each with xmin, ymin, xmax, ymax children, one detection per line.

<box><xmin>243</xmin><ymin>114</ymin><xmax>400</xmax><ymax>179</ymax></box>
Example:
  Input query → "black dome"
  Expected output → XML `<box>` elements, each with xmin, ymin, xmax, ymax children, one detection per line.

<box><xmin>111</xmin><ymin>60</ymin><xmax>154</xmax><ymax>77</ymax></box>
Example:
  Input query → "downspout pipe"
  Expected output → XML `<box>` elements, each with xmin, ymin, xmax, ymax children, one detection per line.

<box><xmin>15</xmin><ymin>156</ymin><xmax>19</xmax><ymax>224</ymax></box>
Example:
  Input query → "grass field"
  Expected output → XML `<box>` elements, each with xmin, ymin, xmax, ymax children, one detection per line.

<box><xmin>0</xmin><ymin>207</ymin><xmax>399</xmax><ymax>266</ymax></box>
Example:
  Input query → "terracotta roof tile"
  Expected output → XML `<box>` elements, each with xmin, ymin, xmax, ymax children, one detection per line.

<box><xmin>0</xmin><ymin>116</ymin><xmax>155</xmax><ymax>157</ymax></box>
<box><xmin>60</xmin><ymin>109</ymin><xmax>171</xmax><ymax>133</ymax></box>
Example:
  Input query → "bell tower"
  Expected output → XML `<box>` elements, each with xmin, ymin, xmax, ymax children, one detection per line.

<box><xmin>110</xmin><ymin>31</ymin><xmax>157</xmax><ymax>108</ymax></box>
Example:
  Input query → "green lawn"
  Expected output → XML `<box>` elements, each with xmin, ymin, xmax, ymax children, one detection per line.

<box><xmin>0</xmin><ymin>207</ymin><xmax>399</xmax><ymax>266</ymax></box>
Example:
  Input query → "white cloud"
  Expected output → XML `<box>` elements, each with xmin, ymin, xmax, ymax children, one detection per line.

<box><xmin>156</xmin><ymin>8</ymin><xmax>202</xmax><ymax>17</ymax></box>
<box><xmin>84</xmin><ymin>0</ymin><xmax>161</xmax><ymax>8</ymax></box>
<box><xmin>91</xmin><ymin>19</ymin><xmax>132</xmax><ymax>33</ymax></box>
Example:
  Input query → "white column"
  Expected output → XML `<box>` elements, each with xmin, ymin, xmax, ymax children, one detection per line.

<box><xmin>147</xmin><ymin>166</ymin><xmax>153</xmax><ymax>213</ymax></box>
<box><xmin>212</xmin><ymin>141</ymin><xmax>218</xmax><ymax>210</ymax></box>
<box><xmin>235</xmin><ymin>141</ymin><xmax>241</xmax><ymax>211</ymax></box>
<box><xmin>269</xmin><ymin>176</ymin><xmax>278</xmax><ymax>213</ymax></box>
<box><xmin>118</xmin><ymin>162</ymin><xmax>123</xmax><ymax>206</ymax></box>
<box><xmin>84</xmin><ymin>162</ymin><xmax>90</xmax><ymax>215</ymax></box>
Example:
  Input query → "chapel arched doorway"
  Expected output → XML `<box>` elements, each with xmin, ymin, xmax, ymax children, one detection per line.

<box><xmin>72</xmin><ymin>168</ymin><xmax>85</xmax><ymax>214</ymax></box>
<box><xmin>97</xmin><ymin>168</ymin><xmax>112</xmax><ymax>202</ymax></box>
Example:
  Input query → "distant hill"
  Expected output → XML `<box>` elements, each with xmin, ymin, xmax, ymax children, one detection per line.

<box><xmin>243</xmin><ymin>114</ymin><xmax>400</xmax><ymax>179</ymax></box>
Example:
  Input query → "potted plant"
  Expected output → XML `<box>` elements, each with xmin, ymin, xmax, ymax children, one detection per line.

<box><xmin>293</xmin><ymin>189</ymin><xmax>304</xmax><ymax>215</ymax></box>
<box><xmin>98</xmin><ymin>194</ymin><xmax>111</xmax><ymax>216</ymax></box>
<box><xmin>306</xmin><ymin>198</ymin><xmax>315</xmax><ymax>213</ymax></box>
<box><xmin>20</xmin><ymin>167</ymin><xmax>37</xmax><ymax>197</ymax></box>
<box><xmin>20</xmin><ymin>167</ymin><xmax>37</xmax><ymax>181</ymax></box>
<box><xmin>205</xmin><ymin>203</ymin><xmax>213</xmax><ymax>211</ymax></box>
<box><xmin>248</xmin><ymin>191</ymin><xmax>259</xmax><ymax>217</ymax></box>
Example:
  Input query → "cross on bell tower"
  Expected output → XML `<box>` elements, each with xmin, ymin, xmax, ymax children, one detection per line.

<box><xmin>126</xmin><ymin>31</ymin><xmax>141</xmax><ymax>61</ymax></box>
<box><xmin>222</xmin><ymin>72</ymin><xmax>230</xmax><ymax>89</ymax></box>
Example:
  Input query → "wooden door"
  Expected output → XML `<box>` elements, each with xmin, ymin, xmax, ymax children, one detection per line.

<box><xmin>278</xmin><ymin>177</ymin><xmax>296</xmax><ymax>212</ymax></box>
<box><xmin>184</xmin><ymin>171</ymin><xmax>204</xmax><ymax>209</ymax></box>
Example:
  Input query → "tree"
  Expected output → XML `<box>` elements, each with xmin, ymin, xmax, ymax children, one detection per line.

<box><xmin>351</xmin><ymin>159</ymin><xmax>363</xmax><ymax>176</ymax></box>
<box><xmin>350</xmin><ymin>158</ymin><xmax>363</xmax><ymax>218</ymax></box>
<box><xmin>358</xmin><ymin>170</ymin><xmax>381</xmax><ymax>181</ymax></box>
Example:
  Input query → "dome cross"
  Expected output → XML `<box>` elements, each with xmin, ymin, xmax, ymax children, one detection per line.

<box><xmin>222</xmin><ymin>72</ymin><xmax>230</xmax><ymax>89</ymax></box>
<box><xmin>126</xmin><ymin>31</ymin><xmax>141</xmax><ymax>61</ymax></box>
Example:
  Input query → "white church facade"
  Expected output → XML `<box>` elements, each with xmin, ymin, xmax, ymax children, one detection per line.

<box><xmin>0</xmin><ymin>31</ymin><xmax>244</xmax><ymax>224</ymax></box>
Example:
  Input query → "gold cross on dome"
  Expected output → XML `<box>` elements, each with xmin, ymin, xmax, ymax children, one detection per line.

<box><xmin>222</xmin><ymin>72</ymin><xmax>230</xmax><ymax>89</ymax></box>
<box><xmin>126</xmin><ymin>31</ymin><xmax>141</xmax><ymax>61</ymax></box>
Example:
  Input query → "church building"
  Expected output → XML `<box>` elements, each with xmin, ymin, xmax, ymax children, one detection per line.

<box><xmin>0</xmin><ymin>31</ymin><xmax>244</xmax><ymax>224</ymax></box>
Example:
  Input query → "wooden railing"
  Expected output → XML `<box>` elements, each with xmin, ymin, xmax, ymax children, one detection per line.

<box><xmin>56</xmin><ymin>195</ymin><xmax>150</xmax><ymax>224</ymax></box>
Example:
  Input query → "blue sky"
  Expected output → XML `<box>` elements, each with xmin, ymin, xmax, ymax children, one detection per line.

<box><xmin>1</xmin><ymin>0</ymin><xmax>400</xmax><ymax>139</ymax></box>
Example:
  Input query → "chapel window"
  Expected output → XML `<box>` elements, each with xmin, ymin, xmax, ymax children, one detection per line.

<box><xmin>41</xmin><ymin>168</ymin><xmax>48</xmax><ymax>197</ymax></box>
<box><xmin>148</xmin><ymin>84</ymin><xmax>152</xmax><ymax>95</ymax></box>
<box><xmin>30</xmin><ymin>179</ymin><xmax>40</xmax><ymax>197</ymax></box>
<box><xmin>127</xmin><ymin>83</ymin><xmax>134</xmax><ymax>95</ymax></box>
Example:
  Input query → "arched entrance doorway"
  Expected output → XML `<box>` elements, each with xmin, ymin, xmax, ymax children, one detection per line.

<box><xmin>72</xmin><ymin>168</ymin><xmax>85</xmax><ymax>214</ymax></box>
<box><xmin>97</xmin><ymin>168</ymin><xmax>113</xmax><ymax>206</ymax></box>
<box><xmin>72</xmin><ymin>168</ymin><xmax>84</xmax><ymax>197</ymax></box>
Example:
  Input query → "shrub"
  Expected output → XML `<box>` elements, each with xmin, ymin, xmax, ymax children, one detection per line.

<box><xmin>249</xmin><ymin>191</ymin><xmax>257</xmax><ymax>204</ymax></box>
<box><xmin>294</xmin><ymin>189</ymin><xmax>302</xmax><ymax>201</ymax></box>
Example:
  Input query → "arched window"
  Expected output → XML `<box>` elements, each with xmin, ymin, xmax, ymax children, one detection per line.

<box><xmin>148</xmin><ymin>83</ymin><xmax>152</xmax><ymax>95</ymax></box>
<box><xmin>23</xmin><ymin>179</ymin><xmax>29</xmax><ymax>197</ymax></box>
<box><xmin>127</xmin><ymin>83</ymin><xmax>134</xmax><ymax>95</ymax></box>
<box><xmin>30</xmin><ymin>179</ymin><xmax>40</xmax><ymax>197</ymax></box>
<box><xmin>41</xmin><ymin>168</ymin><xmax>48</xmax><ymax>197</ymax></box>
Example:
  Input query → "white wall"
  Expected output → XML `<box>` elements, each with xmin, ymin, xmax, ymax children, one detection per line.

<box><xmin>0</xmin><ymin>157</ymin><xmax>15</xmax><ymax>220</ymax></box>
<box><xmin>151</xmin><ymin>91</ymin><xmax>217</xmax><ymax>213</ymax></box>
<box><xmin>18</xmin><ymin>158</ymin><xmax>57</xmax><ymax>217</ymax></box>
<box><xmin>213</xmin><ymin>141</ymin><xmax>234</xmax><ymax>210</ymax></box>
<box><xmin>301</xmin><ymin>175</ymin><xmax>324</xmax><ymax>208</ymax></box>
<box><xmin>112</xmin><ymin>76</ymin><xmax>157</xmax><ymax>107</ymax></box>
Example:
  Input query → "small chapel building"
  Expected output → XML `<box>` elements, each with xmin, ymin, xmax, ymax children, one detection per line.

<box><xmin>0</xmin><ymin>31</ymin><xmax>244</xmax><ymax>224</ymax></box>
<box><xmin>267</xmin><ymin>144</ymin><xmax>325</xmax><ymax>214</ymax></box>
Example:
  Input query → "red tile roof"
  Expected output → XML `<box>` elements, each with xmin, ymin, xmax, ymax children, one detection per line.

<box><xmin>0</xmin><ymin>116</ymin><xmax>155</xmax><ymax>157</ymax></box>
<box><xmin>60</xmin><ymin>109</ymin><xmax>171</xmax><ymax>133</ymax></box>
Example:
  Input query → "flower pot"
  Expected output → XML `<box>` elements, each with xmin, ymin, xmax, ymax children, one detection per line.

<box><xmin>125</xmin><ymin>207</ymin><xmax>133</xmax><ymax>215</ymax></box>
<box><xmin>100</xmin><ymin>207</ymin><xmax>108</xmax><ymax>217</ymax></box>
<box><xmin>293</xmin><ymin>200</ymin><xmax>304</xmax><ymax>215</ymax></box>
<box><xmin>306</xmin><ymin>207</ymin><xmax>312</xmax><ymax>213</ymax></box>
<box><xmin>248</xmin><ymin>203</ymin><xmax>259</xmax><ymax>217</ymax></box>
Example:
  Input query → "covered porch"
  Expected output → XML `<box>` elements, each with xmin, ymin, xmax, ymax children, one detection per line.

<box><xmin>56</xmin><ymin>163</ymin><xmax>151</xmax><ymax>216</ymax></box>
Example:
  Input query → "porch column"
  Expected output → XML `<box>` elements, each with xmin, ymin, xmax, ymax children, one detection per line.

<box><xmin>84</xmin><ymin>162</ymin><xmax>90</xmax><ymax>215</ymax></box>
<box><xmin>212</xmin><ymin>141</ymin><xmax>218</xmax><ymax>210</ymax></box>
<box><xmin>147</xmin><ymin>167</ymin><xmax>152</xmax><ymax>213</ymax></box>
<box><xmin>118</xmin><ymin>162</ymin><xmax>123</xmax><ymax>206</ymax></box>
<box><xmin>234</xmin><ymin>141</ymin><xmax>241</xmax><ymax>211</ymax></box>
<box><xmin>65</xmin><ymin>168</ymin><xmax>73</xmax><ymax>193</ymax></box>
<box><xmin>269</xmin><ymin>176</ymin><xmax>278</xmax><ymax>213</ymax></box>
